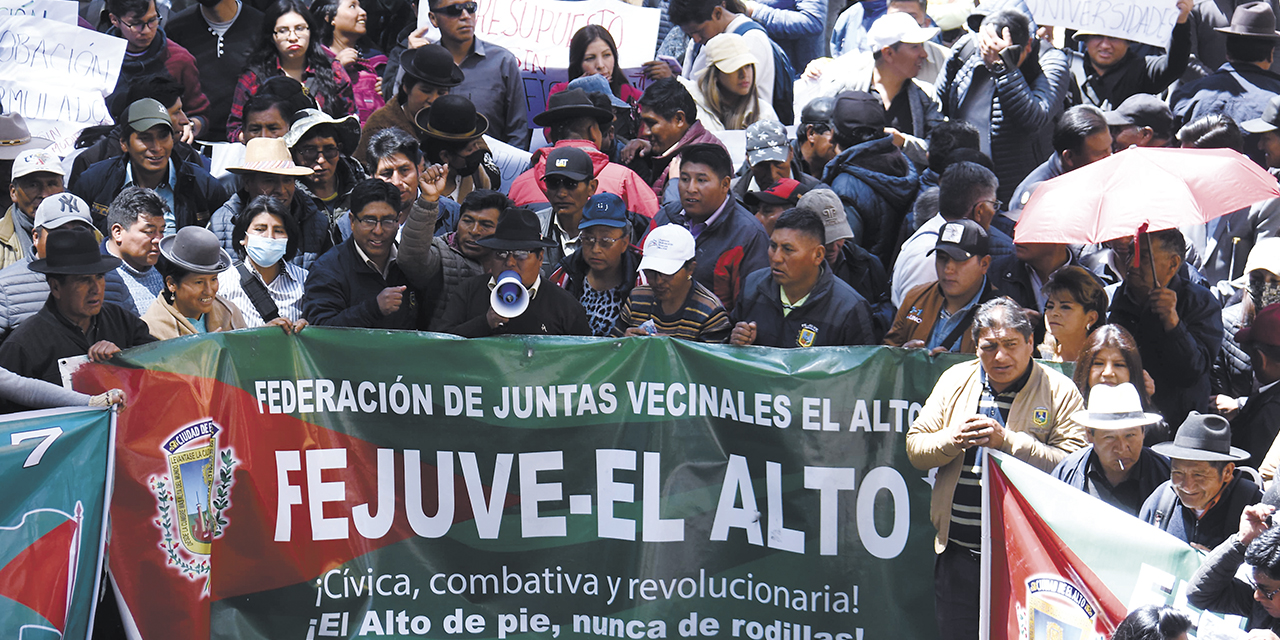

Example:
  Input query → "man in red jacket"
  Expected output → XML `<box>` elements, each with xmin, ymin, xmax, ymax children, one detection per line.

<box><xmin>507</xmin><ymin>89</ymin><xmax>659</xmax><ymax>219</ymax></box>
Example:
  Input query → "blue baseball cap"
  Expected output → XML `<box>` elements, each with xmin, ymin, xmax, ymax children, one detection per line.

<box><xmin>568</xmin><ymin>74</ymin><xmax>630</xmax><ymax>109</ymax></box>
<box><xmin>580</xmin><ymin>193</ymin><xmax>629</xmax><ymax>229</ymax></box>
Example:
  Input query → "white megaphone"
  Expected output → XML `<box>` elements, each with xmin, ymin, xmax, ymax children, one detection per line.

<box><xmin>490</xmin><ymin>270</ymin><xmax>530</xmax><ymax>318</ymax></box>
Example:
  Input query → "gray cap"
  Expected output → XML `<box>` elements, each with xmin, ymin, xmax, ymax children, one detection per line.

<box><xmin>33</xmin><ymin>193</ymin><xmax>93</xmax><ymax>230</ymax></box>
<box><xmin>797</xmin><ymin>189</ymin><xmax>852</xmax><ymax>243</ymax></box>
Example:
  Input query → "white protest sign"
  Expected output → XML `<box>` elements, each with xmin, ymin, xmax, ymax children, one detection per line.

<box><xmin>0</xmin><ymin>14</ymin><xmax>126</xmax><ymax>155</ymax></box>
<box><xmin>417</xmin><ymin>0</ymin><xmax>660</xmax><ymax>124</ymax></box>
<box><xmin>0</xmin><ymin>0</ymin><xmax>77</xmax><ymax>24</ymax></box>
<box><xmin>1025</xmin><ymin>0</ymin><xmax>1180</xmax><ymax>48</ymax></box>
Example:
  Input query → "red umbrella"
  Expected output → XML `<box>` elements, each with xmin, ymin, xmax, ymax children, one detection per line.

<box><xmin>1013</xmin><ymin>147</ymin><xmax>1280</xmax><ymax>245</ymax></box>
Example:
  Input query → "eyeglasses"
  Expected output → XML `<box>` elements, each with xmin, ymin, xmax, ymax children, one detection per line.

<box><xmin>1252</xmin><ymin>577</ymin><xmax>1280</xmax><ymax>601</ymax></box>
<box><xmin>122</xmin><ymin>15</ymin><xmax>161</xmax><ymax>31</ymax></box>
<box><xmin>297</xmin><ymin>146</ymin><xmax>340</xmax><ymax>163</ymax></box>
<box><xmin>495</xmin><ymin>250</ymin><xmax>535</xmax><ymax>261</ymax></box>
<box><xmin>355</xmin><ymin>216</ymin><xmax>398</xmax><ymax>230</ymax></box>
<box><xmin>544</xmin><ymin>176</ymin><xmax>583</xmax><ymax>191</ymax></box>
<box><xmin>273</xmin><ymin>24</ymin><xmax>311</xmax><ymax>37</ymax></box>
<box><xmin>972</xmin><ymin>199</ymin><xmax>1003</xmax><ymax>213</ymax></box>
<box><xmin>580</xmin><ymin>235</ymin><xmax>623</xmax><ymax>249</ymax></box>
<box><xmin>433</xmin><ymin>1</ymin><xmax>478</xmax><ymax>17</ymax></box>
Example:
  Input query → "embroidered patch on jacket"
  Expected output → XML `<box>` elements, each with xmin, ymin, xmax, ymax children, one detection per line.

<box><xmin>1032</xmin><ymin>407</ymin><xmax>1049</xmax><ymax>427</ymax></box>
<box><xmin>797</xmin><ymin>323</ymin><xmax>818</xmax><ymax>347</ymax></box>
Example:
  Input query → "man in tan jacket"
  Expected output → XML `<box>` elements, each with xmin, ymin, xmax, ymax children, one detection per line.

<box><xmin>906</xmin><ymin>297</ymin><xmax>1086</xmax><ymax>640</ymax></box>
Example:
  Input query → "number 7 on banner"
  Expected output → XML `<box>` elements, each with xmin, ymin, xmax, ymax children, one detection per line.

<box><xmin>11</xmin><ymin>427</ymin><xmax>64</xmax><ymax>468</ymax></box>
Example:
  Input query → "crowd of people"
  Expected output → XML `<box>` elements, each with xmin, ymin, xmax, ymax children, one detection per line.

<box><xmin>8</xmin><ymin>0</ymin><xmax>1280</xmax><ymax>636</ymax></box>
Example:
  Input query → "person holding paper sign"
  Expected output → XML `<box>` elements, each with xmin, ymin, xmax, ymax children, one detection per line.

<box><xmin>227</xmin><ymin>0</ymin><xmax>357</xmax><ymax>142</ymax></box>
<box><xmin>1065</xmin><ymin>0</ymin><xmax>1193</xmax><ymax>110</ymax></box>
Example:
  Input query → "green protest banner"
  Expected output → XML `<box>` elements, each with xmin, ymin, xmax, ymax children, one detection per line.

<box><xmin>75</xmin><ymin>330</ymin><xmax>981</xmax><ymax>640</ymax></box>
<box><xmin>0</xmin><ymin>406</ymin><xmax>114</xmax><ymax>640</ymax></box>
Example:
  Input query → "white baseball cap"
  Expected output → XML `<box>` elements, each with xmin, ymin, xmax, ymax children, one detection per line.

<box><xmin>640</xmin><ymin>224</ymin><xmax>696</xmax><ymax>275</ymax></box>
<box><xmin>867</xmin><ymin>12</ymin><xmax>940</xmax><ymax>52</ymax></box>
<box><xmin>11</xmin><ymin>148</ymin><xmax>65</xmax><ymax>180</ymax></box>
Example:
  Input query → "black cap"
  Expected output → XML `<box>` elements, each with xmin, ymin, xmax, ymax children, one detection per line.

<box><xmin>1104</xmin><ymin>94</ymin><xmax>1173</xmax><ymax>137</ymax></box>
<box><xmin>832</xmin><ymin>91</ymin><xmax>886</xmax><ymax>136</ymax></box>
<box><xmin>800</xmin><ymin>96</ymin><xmax>835</xmax><ymax>126</ymax></box>
<box><xmin>543</xmin><ymin>146</ymin><xmax>595</xmax><ymax>181</ymax></box>
<box><xmin>928</xmin><ymin>219</ymin><xmax>990</xmax><ymax>261</ymax></box>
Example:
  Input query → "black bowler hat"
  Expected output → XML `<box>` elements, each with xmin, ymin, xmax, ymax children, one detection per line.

<box><xmin>30</xmin><ymin>226</ymin><xmax>122</xmax><ymax>275</ymax></box>
<box><xmin>532</xmin><ymin>88</ymin><xmax>614</xmax><ymax>127</ymax></box>
<box><xmin>1152</xmin><ymin>412</ymin><xmax>1251</xmax><ymax>462</ymax></box>
<box><xmin>476</xmin><ymin>208</ymin><xmax>557</xmax><ymax>251</ymax></box>
<box><xmin>415</xmin><ymin>94</ymin><xmax>488</xmax><ymax>141</ymax></box>
<box><xmin>1216</xmin><ymin>1</ymin><xmax>1280</xmax><ymax>39</ymax></box>
<box><xmin>401</xmin><ymin>44</ymin><xmax>465</xmax><ymax>88</ymax></box>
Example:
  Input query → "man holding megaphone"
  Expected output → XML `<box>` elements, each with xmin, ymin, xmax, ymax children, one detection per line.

<box><xmin>440</xmin><ymin>208</ymin><xmax>591</xmax><ymax>337</ymax></box>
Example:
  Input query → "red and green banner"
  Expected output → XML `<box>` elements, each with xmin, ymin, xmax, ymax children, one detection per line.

<box><xmin>0</xmin><ymin>406</ymin><xmax>114</xmax><ymax>640</ymax></box>
<box><xmin>983</xmin><ymin>451</ymin><xmax>1248</xmax><ymax>639</ymax></box>
<box><xmin>71</xmin><ymin>330</ymin><xmax>970</xmax><ymax>640</ymax></box>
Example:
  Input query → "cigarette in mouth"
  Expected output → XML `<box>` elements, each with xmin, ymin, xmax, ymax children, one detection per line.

<box><xmin>1118</xmin><ymin>459</ymin><xmax>1126</xmax><ymax>471</ymax></box>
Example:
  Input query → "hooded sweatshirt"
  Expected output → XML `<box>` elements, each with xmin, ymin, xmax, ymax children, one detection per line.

<box><xmin>822</xmin><ymin>134</ymin><xmax>919</xmax><ymax>267</ymax></box>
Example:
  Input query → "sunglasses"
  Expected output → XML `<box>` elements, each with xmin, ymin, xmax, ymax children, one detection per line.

<box><xmin>544</xmin><ymin>176</ymin><xmax>583</xmax><ymax>191</ymax></box>
<box><xmin>434</xmin><ymin>1</ymin><xmax>478</xmax><ymax>17</ymax></box>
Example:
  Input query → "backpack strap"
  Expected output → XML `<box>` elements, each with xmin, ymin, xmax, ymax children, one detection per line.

<box><xmin>237</xmin><ymin>263</ymin><xmax>281</xmax><ymax>323</ymax></box>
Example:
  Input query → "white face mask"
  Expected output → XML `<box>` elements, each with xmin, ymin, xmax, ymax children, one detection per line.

<box><xmin>245</xmin><ymin>234</ymin><xmax>288</xmax><ymax>267</ymax></box>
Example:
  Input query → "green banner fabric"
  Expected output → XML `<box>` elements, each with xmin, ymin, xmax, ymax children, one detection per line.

<box><xmin>0</xmin><ymin>406</ymin><xmax>114</xmax><ymax>640</ymax></box>
<box><xmin>75</xmin><ymin>329</ymin><xmax>989</xmax><ymax>640</ymax></box>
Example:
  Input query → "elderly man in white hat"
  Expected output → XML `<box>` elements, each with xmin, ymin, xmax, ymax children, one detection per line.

<box><xmin>1051</xmin><ymin>382</ymin><xmax>1170</xmax><ymax>516</ymax></box>
<box><xmin>209</xmin><ymin>137</ymin><xmax>330</xmax><ymax>269</ymax></box>
<box><xmin>1140</xmin><ymin>411</ymin><xmax>1261</xmax><ymax>551</ymax></box>
<box><xmin>1</xmin><ymin>115</ymin><xmax>61</xmax><ymax>270</ymax></box>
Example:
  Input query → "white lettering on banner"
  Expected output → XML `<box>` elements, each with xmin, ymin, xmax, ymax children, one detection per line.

<box><xmin>415</xmin><ymin>0</ymin><xmax>659</xmax><ymax>123</ymax></box>
<box><xmin>274</xmin><ymin>448</ymin><xmax>910</xmax><ymax>561</ymax></box>
<box><xmin>1025</xmin><ymin>0</ymin><xmax>1180</xmax><ymax>48</ymax></box>
<box><xmin>0</xmin><ymin>0</ymin><xmax>76</xmax><ymax>24</ymax></box>
<box><xmin>0</xmin><ymin>15</ymin><xmax>126</xmax><ymax>154</ymax></box>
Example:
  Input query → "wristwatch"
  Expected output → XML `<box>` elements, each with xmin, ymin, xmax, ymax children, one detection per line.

<box><xmin>989</xmin><ymin>59</ymin><xmax>1008</xmax><ymax>76</ymax></box>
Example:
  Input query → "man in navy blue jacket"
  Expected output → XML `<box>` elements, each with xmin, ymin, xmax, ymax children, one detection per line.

<box><xmin>729</xmin><ymin>207</ymin><xmax>875</xmax><ymax>347</ymax></box>
<box><xmin>303</xmin><ymin>179</ymin><xmax>424</xmax><ymax>329</ymax></box>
